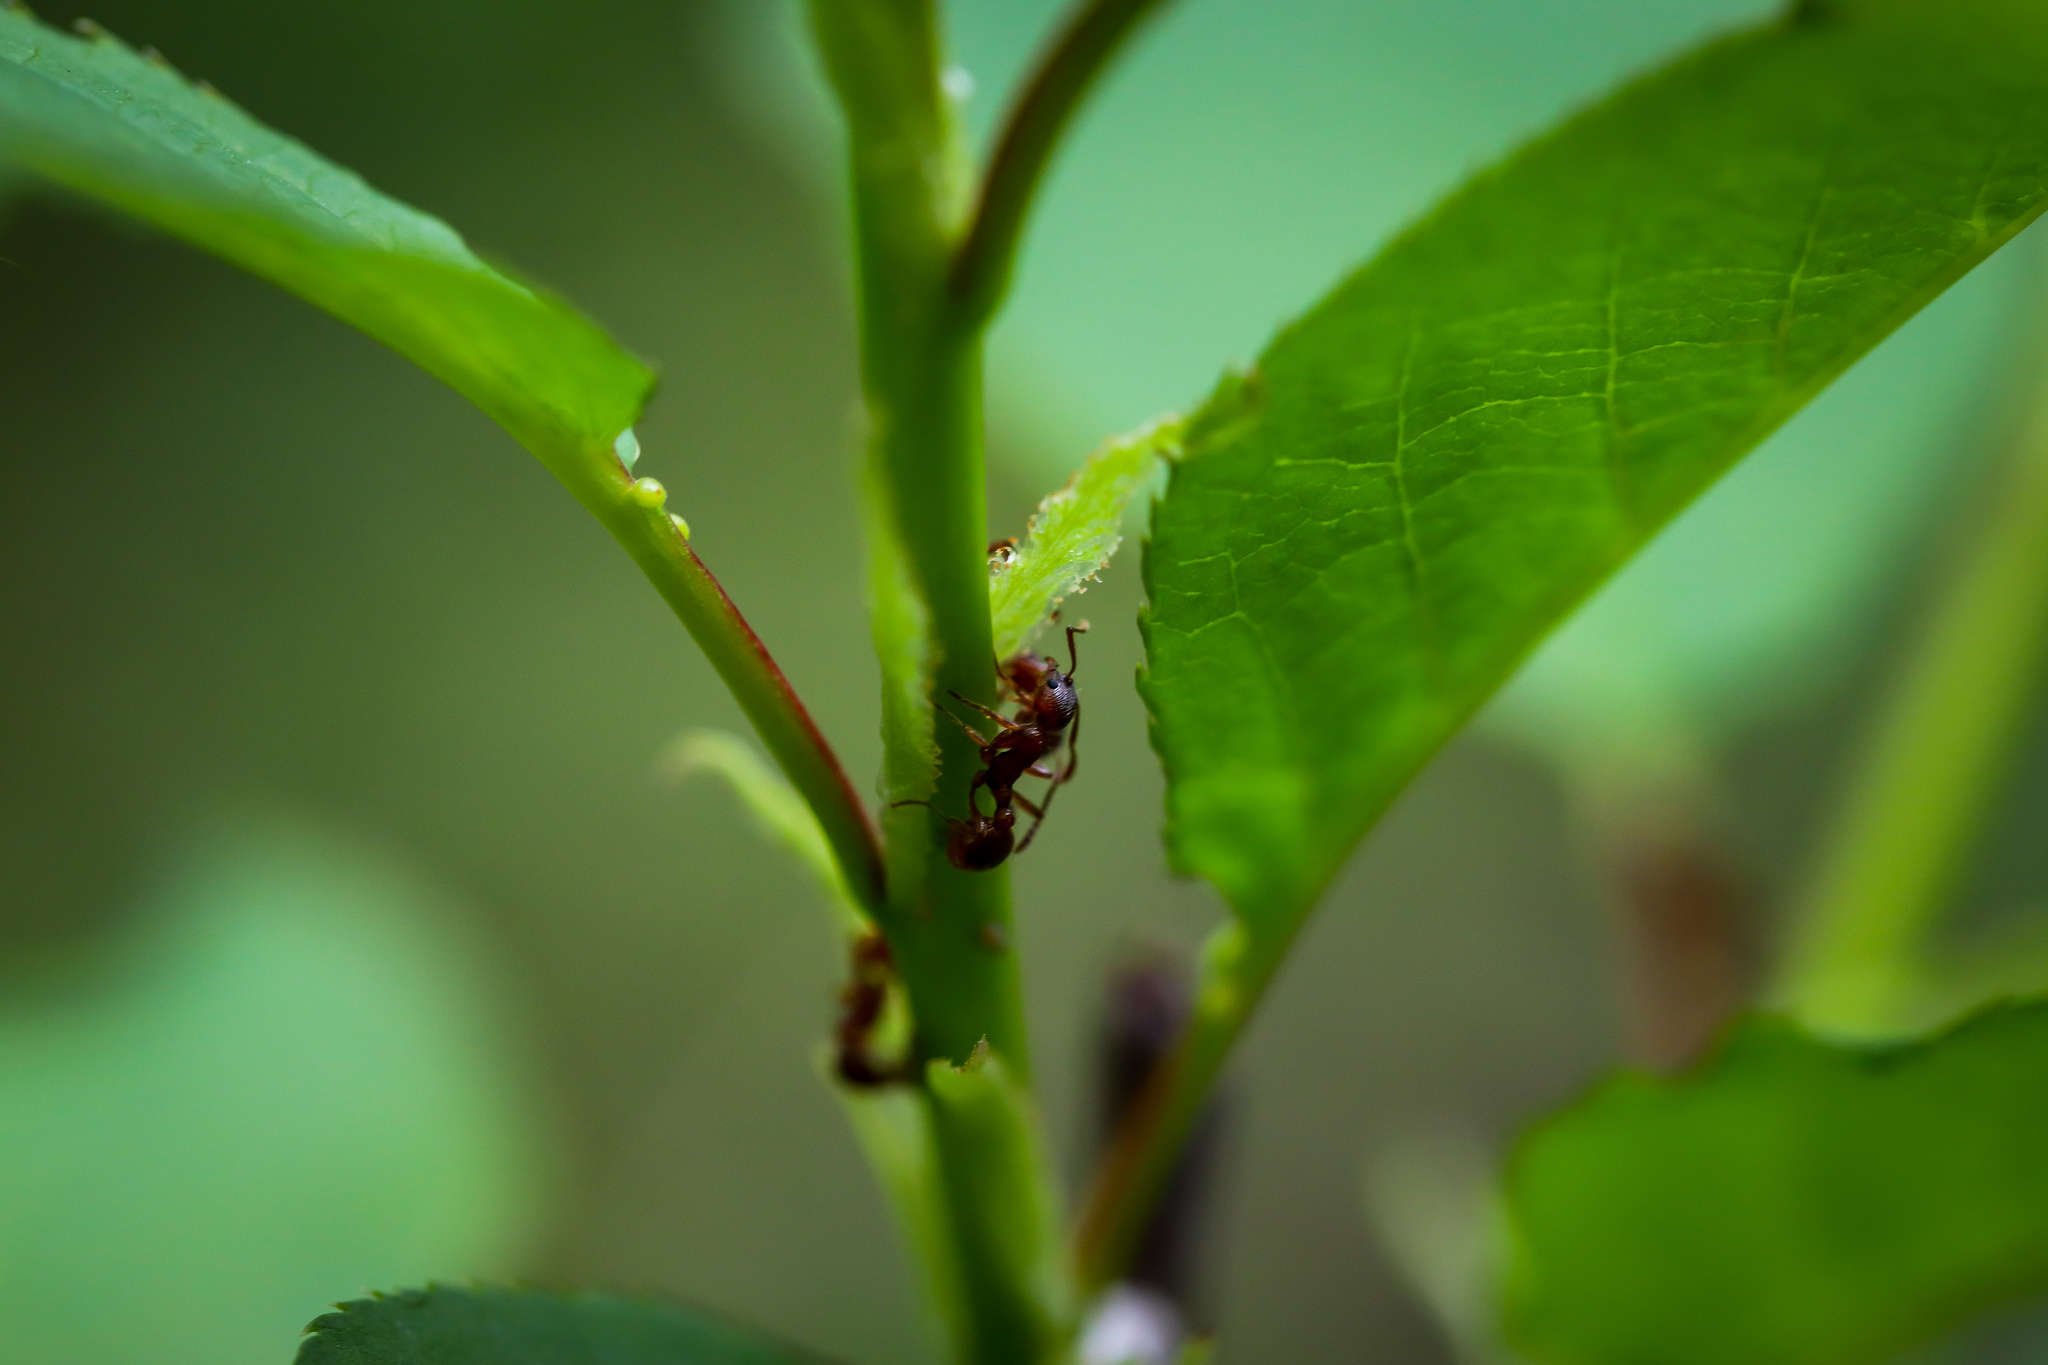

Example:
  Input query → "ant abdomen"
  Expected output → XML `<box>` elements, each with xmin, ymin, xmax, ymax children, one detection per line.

<box><xmin>948</xmin><ymin>814</ymin><xmax>1015</xmax><ymax>871</ymax></box>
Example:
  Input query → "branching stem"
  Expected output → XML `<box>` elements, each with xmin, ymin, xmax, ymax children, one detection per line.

<box><xmin>950</xmin><ymin>0</ymin><xmax>1178</xmax><ymax>326</ymax></box>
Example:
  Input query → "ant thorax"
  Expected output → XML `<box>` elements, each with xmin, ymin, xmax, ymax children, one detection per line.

<box><xmin>1005</xmin><ymin>651</ymin><xmax>1057</xmax><ymax>696</ymax></box>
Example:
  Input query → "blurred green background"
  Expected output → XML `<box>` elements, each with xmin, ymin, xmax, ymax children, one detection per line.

<box><xmin>5</xmin><ymin>1</ymin><xmax>2048</xmax><ymax>1362</ymax></box>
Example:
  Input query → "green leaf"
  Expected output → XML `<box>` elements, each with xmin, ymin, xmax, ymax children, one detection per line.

<box><xmin>296</xmin><ymin>1286</ymin><xmax>825</xmax><ymax>1365</ymax></box>
<box><xmin>1141</xmin><ymin>0</ymin><xmax>2048</xmax><ymax>941</ymax></box>
<box><xmin>1504</xmin><ymin>1000</ymin><xmax>2048</xmax><ymax>1365</ymax></box>
<box><xmin>0</xmin><ymin>9</ymin><xmax>652</xmax><ymax>487</ymax></box>
<box><xmin>990</xmin><ymin>416</ymin><xmax>1180</xmax><ymax>660</ymax></box>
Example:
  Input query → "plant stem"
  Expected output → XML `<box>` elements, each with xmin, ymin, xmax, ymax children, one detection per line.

<box><xmin>808</xmin><ymin>3</ymin><xmax>1184</xmax><ymax>1355</ymax></box>
<box><xmin>809</xmin><ymin>5</ymin><xmax>1056</xmax><ymax>1362</ymax></box>
<box><xmin>808</xmin><ymin>0</ymin><xmax>1029</xmax><ymax>1076</ymax></box>
<box><xmin>556</xmin><ymin>445</ymin><xmax>887</xmax><ymax>918</ymax></box>
<box><xmin>1777</xmin><ymin>362</ymin><xmax>2048</xmax><ymax>1035</ymax></box>
<box><xmin>949</xmin><ymin>0</ymin><xmax>1178</xmax><ymax>326</ymax></box>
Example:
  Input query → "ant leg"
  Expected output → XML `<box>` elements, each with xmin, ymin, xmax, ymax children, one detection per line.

<box><xmin>1011</xmin><ymin>791</ymin><xmax>1044</xmax><ymax>819</ymax></box>
<box><xmin>1015</xmin><ymin>785</ymin><xmax>1058</xmax><ymax>853</ymax></box>
<box><xmin>1058</xmin><ymin>704</ymin><xmax>1081</xmax><ymax>784</ymax></box>
<box><xmin>934</xmin><ymin>703</ymin><xmax>992</xmax><ymax>748</ymax></box>
<box><xmin>890</xmin><ymin>799</ymin><xmax>935</xmax><ymax>810</ymax></box>
<box><xmin>947</xmin><ymin>690</ymin><xmax>1019</xmax><ymax>730</ymax></box>
<box><xmin>1016</xmin><ymin>709</ymin><xmax>1081</xmax><ymax>857</ymax></box>
<box><xmin>1025</xmin><ymin>763</ymin><xmax>1056</xmax><ymax>780</ymax></box>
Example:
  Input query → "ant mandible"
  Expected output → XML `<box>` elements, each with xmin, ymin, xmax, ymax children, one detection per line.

<box><xmin>895</xmin><ymin>624</ymin><xmax>1085</xmax><ymax>871</ymax></box>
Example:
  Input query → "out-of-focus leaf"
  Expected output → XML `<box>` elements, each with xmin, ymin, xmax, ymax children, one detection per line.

<box><xmin>295</xmin><ymin>1286</ymin><xmax>824</xmax><ymax>1365</ymax></box>
<box><xmin>827</xmin><ymin>1074</ymin><xmax>968</xmax><ymax>1361</ymax></box>
<box><xmin>1505</xmin><ymin>1000</ymin><xmax>2048</xmax><ymax>1365</ymax></box>
<box><xmin>1142</xmin><ymin>0</ymin><xmax>2048</xmax><ymax>938</ymax></box>
<box><xmin>0</xmin><ymin>814</ymin><xmax>540</xmax><ymax>1365</ymax></box>
<box><xmin>1361</xmin><ymin>1123</ymin><xmax>1510</xmax><ymax>1365</ymax></box>
<box><xmin>660</xmin><ymin>729</ymin><xmax>866</xmax><ymax>937</ymax></box>
<box><xmin>0</xmin><ymin>9</ymin><xmax>652</xmax><ymax>483</ymax></box>
<box><xmin>989</xmin><ymin>417</ymin><xmax>1179</xmax><ymax>659</ymax></box>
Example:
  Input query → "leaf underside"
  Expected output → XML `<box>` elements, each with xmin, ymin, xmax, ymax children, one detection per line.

<box><xmin>990</xmin><ymin>417</ymin><xmax>1179</xmax><ymax>660</ymax></box>
<box><xmin>1506</xmin><ymin>999</ymin><xmax>2048</xmax><ymax>1365</ymax></box>
<box><xmin>296</xmin><ymin>1286</ymin><xmax>827</xmax><ymax>1365</ymax></box>
<box><xmin>662</xmin><ymin>728</ymin><xmax>867</xmax><ymax>936</ymax></box>
<box><xmin>0</xmin><ymin>10</ymin><xmax>652</xmax><ymax>480</ymax></box>
<box><xmin>1141</xmin><ymin>0</ymin><xmax>2048</xmax><ymax>941</ymax></box>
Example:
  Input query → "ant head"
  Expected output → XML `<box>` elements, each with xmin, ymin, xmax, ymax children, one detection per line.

<box><xmin>1032</xmin><ymin>670</ymin><xmax>1079</xmax><ymax>729</ymax></box>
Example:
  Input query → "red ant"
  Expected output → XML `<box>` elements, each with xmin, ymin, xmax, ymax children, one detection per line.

<box><xmin>894</xmin><ymin>624</ymin><xmax>1084</xmax><ymax>871</ymax></box>
<box><xmin>835</xmin><ymin>931</ymin><xmax>907</xmax><ymax>1086</ymax></box>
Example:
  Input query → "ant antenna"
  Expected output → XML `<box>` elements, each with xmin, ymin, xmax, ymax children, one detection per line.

<box><xmin>1066</xmin><ymin>621</ymin><xmax>1089</xmax><ymax>675</ymax></box>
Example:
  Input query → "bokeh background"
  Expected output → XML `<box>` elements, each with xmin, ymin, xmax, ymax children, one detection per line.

<box><xmin>5</xmin><ymin>1</ymin><xmax>2048</xmax><ymax>1362</ymax></box>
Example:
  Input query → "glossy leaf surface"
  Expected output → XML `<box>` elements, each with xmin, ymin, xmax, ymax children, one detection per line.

<box><xmin>1142</xmin><ymin>0</ymin><xmax>2048</xmax><ymax>935</ymax></box>
<box><xmin>0</xmin><ymin>9</ymin><xmax>651</xmax><ymax>481</ymax></box>
<box><xmin>1506</xmin><ymin>1001</ymin><xmax>2048</xmax><ymax>1365</ymax></box>
<box><xmin>296</xmin><ymin>1287</ymin><xmax>824</xmax><ymax>1365</ymax></box>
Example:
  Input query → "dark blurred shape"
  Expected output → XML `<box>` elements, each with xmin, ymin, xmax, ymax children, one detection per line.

<box><xmin>1094</xmin><ymin>952</ymin><xmax>1225</xmax><ymax>1333</ymax></box>
<box><xmin>835</xmin><ymin>931</ymin><xmax>905</xmax><ymax>1087</ymax></box>
<box><xmin>1613</xmin><ymin>816</ymin><xmax>1751</xmax><ymax>1072</ymax></box>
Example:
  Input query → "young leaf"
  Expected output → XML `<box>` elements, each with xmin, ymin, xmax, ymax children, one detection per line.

<box><xmin>990</xmin><ymin>417</ymin><xmax>1180</xmax><ymax>660</ymax></box>
<box><xmin>296</xmin><ymin>1286</ymin><xmax>827</xmax><ymax>1365</ymax></box>
<box><xmin>1143</xmin><ymin>0</ymin><xmax>2048</xmax><ymax>936</ymax></box>
<box><xmin>1505</xmin><ymin>1000</ymin><xmax>2048</xmax><ymax>1365</ymax></box>
<box><xmin>660</xmin><ymin>729</ymin><xmax>867</xmax><ymax>938</ymax></box>
<box><xmin>0</xmin><ymin>9</ymin><xmax>652</xmax><ymax>488</ymax></box>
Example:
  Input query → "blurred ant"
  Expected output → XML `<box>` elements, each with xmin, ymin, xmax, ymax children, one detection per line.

<box><xmin>835</xmin><ymin>931</ymin><xmax>906</xmax><ymax>1086</ymax></box>
<box><xmin>894</xmin><ymin>624</ymin><xmax>1085</xmax><ymax>871</ymax></box>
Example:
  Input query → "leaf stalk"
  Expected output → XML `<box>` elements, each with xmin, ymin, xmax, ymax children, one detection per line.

<box><xmin>571</xmin><ymin>456</ymin><xmax>888</xmax><ymax>916</ymax></box>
